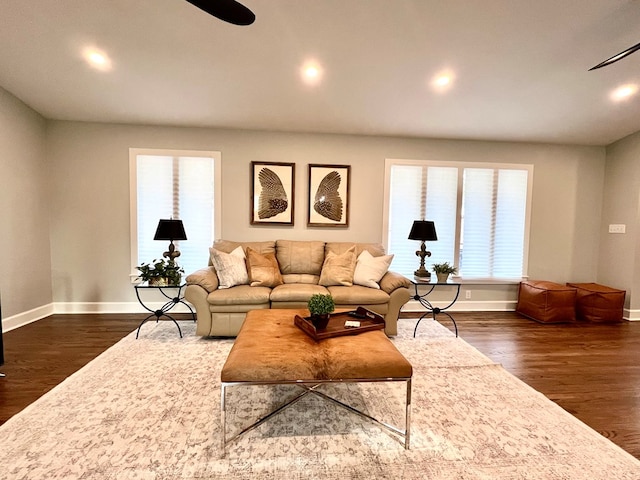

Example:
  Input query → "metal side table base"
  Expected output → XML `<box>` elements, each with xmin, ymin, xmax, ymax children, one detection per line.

<box><xmin>406</xmin><ymin>276</ymin><xmax>461</xmax><ymax>338</ymax></box>
<box><xmin>136</xmin><ymin>311</ymin><xmax>183</xmax><ymax>339</ymax></box>
<box><xmin>134</xmin><ymin>283</ymin><xmax>194</xmax><ymax>339</ymax></box>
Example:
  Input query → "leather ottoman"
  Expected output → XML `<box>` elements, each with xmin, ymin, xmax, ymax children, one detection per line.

<box><xmin>220</xmin><ymin>309</ymin><xmax>413</xmax><ymax>452</ymax></box>
<box><xmin>566</xmin><ymin>282</ymin><xmax>625</xmax><ymax>323</ymax></box>
<box><xmin>516</xmin><ymin>280</ymin><xmax>576</xmax><ymax>323</ymax></box>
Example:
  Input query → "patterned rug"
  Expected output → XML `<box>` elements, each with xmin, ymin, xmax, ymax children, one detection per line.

<box><xmin>1</xmin><ymin>318</ymin><xmax>639</xmax><ymax>479</ymax></box>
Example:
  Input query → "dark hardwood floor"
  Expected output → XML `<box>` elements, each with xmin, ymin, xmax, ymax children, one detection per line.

<box><xmin>1</xmin><ymin>311</ymin><xmax>640</xmax><ymax>459</ymax></box>
<box><xmin>0</xmin><ymin>314</ymin><xmax>138</xmax><ymax>424</ymax></box>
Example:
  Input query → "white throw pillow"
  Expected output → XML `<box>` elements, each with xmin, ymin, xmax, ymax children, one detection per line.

<box><xmin>353</xmin><ymin>250</ymin><xmax>394</xmax><ymax>289</ymax></box>
<box><xmin>209</xmin><ymin>246</ymin><xmax>249</xmax><ymax>289</ymax></box>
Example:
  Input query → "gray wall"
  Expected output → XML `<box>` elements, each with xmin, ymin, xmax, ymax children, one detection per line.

<box><xmin>602</xmin><ymin>131</ymin><xmax>640</xmax><ymax>311</ymax></box>
<box><xmin>0</xmin><ymin>87</ymin><xmax>52</xmax><ymax>319</ymax></box>
<box><xmin>44</xmin><ymin>120</ymin><xmax>606</xmax><ymax>311</ymax></box>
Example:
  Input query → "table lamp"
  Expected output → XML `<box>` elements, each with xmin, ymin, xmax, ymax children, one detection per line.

<box><xmin>408</xmin><ymin>220</ymin><xmax>437</xmax><ymax>279</ymax></box>
<box><xmin>154</xmin><ymin>219</ymin><xmax>187</xmax><ymax>262</ymax></box>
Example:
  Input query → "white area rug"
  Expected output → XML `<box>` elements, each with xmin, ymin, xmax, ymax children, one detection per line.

<box><xmin>1</xmin><ymin>318</ymin><xmax>639</xmax><ymax>479</ymax></box>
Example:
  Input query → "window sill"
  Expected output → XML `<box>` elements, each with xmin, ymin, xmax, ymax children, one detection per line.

<box><xmin>450</xmin><ymin>277</ymin><xmax>523</xmax><ymax>286</ymax></box>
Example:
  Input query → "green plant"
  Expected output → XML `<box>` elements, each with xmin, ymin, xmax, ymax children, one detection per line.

<box><xmin>432</xmin><ymin>262</ymin><xmax>457</xmax><ymax>275</ymax></box>
<box><xmin>136</xmin><ymin>258</ymin><xmax>184</xmax><ymax>285</ymax></box>
<box><xmin>307</xmin><ymin>293</ymin><xmax>335</xmax><ymax>316</ymax></box>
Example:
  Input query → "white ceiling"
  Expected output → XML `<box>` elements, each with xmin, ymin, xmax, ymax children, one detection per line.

<box><xmin>2</xmin><ymin>0</ymin><xmax>640</xmax><ymax>146</ymax></box>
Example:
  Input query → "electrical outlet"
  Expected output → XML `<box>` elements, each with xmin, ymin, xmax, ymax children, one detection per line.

<box><xmin>609</xmin><ymin>224</ymin><xmax>626</xmax><ymax>234</ymax></box>
<box><xmin>465</xmin><ymin>290</ymin><xmax>472</xmax><ymax>299</ymax></box>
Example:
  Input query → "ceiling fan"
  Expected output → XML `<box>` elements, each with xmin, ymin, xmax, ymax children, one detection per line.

<box><xmin>185</xmin><ymin>0</ymin><xmax>255</xmax><ymax>26</ymax></box>
<box><xmin>589</xmin><ymin>41</ymin><xmax>640</xmax><ymax>70</ymax></box>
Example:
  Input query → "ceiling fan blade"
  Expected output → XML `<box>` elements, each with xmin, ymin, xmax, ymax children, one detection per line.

<box><xmin>186</xmin><ymin>0</ymin><xmax>255</xmax><ymax>26</ymax></box>
<box><xmin>589</xmin><ymin>41</ymin><xmax>640</xmax><ymax>70</ymax></box>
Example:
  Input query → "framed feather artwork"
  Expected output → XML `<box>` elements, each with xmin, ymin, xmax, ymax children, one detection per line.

<box><xmin>307</xmin><ymin>164</ymin><xmax>351</xmax><ymax>227</ymax></box>
<box><xmin>250</xmin><ymin>162</ymin><xmax>295</xmax><ymax>225</ymax></box>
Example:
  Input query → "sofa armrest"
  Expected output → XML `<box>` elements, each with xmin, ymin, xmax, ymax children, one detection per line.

<box><xmin>379</xmin><ymin>270</ymin><xmax>411</xmax><ymax>294</ymax></box>
<box><xmin>186</xmin><ymin>267</ymin><xmax>219</xmax><ymax>293</ymax></box>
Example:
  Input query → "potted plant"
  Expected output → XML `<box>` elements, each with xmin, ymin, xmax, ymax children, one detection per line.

<box><xmin>136</xmin><ymin>259</ymin><xmax>184</xmax><ymax>286</ymax></box>
<box><xmin>307</xmin><ymin>293</ymin><xmax>335</xmax><ymax>330</ymax></box>
<box><xmin>432</xmin><ymin>262</ymin><xmax>457</xmax><ymax>283</ymax></box>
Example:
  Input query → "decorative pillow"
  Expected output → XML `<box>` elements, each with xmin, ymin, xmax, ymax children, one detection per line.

<box><xmin>209</xmin><ymin>246</ymin><xmax>249</xmax><ymax>289</ymax></box>
<box><xmin>319</xmin><ymin>246</ymin><xmax>356</xmax><ymax>286</ymax></box>
<box><xmin>353</xmin><ymin>250</ymin><xmax>394</xmax><ymax>289</ymax></box>
<box><xmin>246</xmin><ymin>247</ymin><xmax>284</xmax><ymax>287</ymax></box>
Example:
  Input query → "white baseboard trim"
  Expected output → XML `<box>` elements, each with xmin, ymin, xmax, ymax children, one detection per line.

<box><xmin>3</xmin><ymin>303</ymin><xmax>55</xmax><ymax>332</ymax></box>
<box><xmin>402</xmin><ymin>299</ymin><xmax>517</xmax><ymax>312</ymax></box>
<box><xmin>5</xmin><ymin>301</ymin><xmax>635</xmax><ymax>331</ymax></box>
<box><xmin>2</xmin><ymin>302</ymin><xmax>195</xmax><ymax>332</ymax></box>
<box><xmin>624</xmin><ymin>308</ymin><xmax>640</xmax><ymax>321</ymax></box>
<box><xmin>53</xmin><ymin>302</ymin><xmax>194</xmax><ymax>314</ymax></box>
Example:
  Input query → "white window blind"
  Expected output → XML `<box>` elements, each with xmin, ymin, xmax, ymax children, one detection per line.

<box><xmin>388</xmin><ymin>165</ymin><xmax>423</xmax><ymax>274</ymax></box>
<box><xmin>130</xmin><ymin>150</ymin><xmax>220</xmax><ymax>278</ymax></box>
<box><xmin>385</xmin><ymin>159</ymin><xmax>532</xmax><ymax>280</ymax></box>
<box><xmin>461</xmin><ymin>168</ymin><xmax>528</xmax><ymax>278</ymax></box>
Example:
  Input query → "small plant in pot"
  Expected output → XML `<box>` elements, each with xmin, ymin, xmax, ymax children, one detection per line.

<box><xmin>307</xmin><ymin>293</ymin><xmax>335</xmax><ymax>330</ymax></box>
<box><xmin>136</xmin><ymin>259</ymin><xmax>184</xmax><ymax>286</ymax></box>
<box><xmin>432</xmin><ymin>262</ymin><xmax>457</xmax><ymax>283</ymax></box>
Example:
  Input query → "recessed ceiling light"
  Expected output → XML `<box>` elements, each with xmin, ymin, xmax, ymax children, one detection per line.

<box><xmin>300</xmin><ymin>60</ymin><xmax>323</xmax><ymax>86</ymax></box>
<box><xmin>434</xmin><ymin>75</ymin><xmax>451</xmax><ymax>86</ymax></box>
<box><xmin>83</xmin><ymin>47</ymin><xmax>112</xmax><ymax>72</ymax></box>
<box><xmin>431</xmin><ymin>71</ymin><xmax>455</xmax><ymax>92</ymax></box>
<box><xmin>611</xmin><ymin>84</ymin><xmax>638</xmax><ymax>101</ymax></box>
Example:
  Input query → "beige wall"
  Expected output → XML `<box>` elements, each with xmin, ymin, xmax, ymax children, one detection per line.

<box><xmin>44</xmin><ymin>120</ymin><xmax>606</xmax><ymax>310</ymax></box>
<box><xmin>602</xmin><ymin>131</ymin><xmax>640</xmax><ymax>311</ymax></box>
<box><xmin>0</xmin><ymin>87</ymin><xmax>52</xmax><ymax>320</ymax></box>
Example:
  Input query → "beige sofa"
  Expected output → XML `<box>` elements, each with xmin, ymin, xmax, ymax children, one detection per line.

<box><xmin>185</xmin><ymin>240</ymin><xmax>411</xmax><ymax>337</ymax></box>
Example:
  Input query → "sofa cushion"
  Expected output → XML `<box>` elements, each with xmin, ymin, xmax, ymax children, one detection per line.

<box><xmin>276</xmin><ymin>240</ymin><xmax>325</xmax><ymax>278</ymax></box>
<box><xmin>270</xmin><ymin>283</ymin><xmax>330</xmax><ymax>302</ymax></box>
<box><xmin>325</xmin><ymin>242</ymin><xmax>386</xmax><ymax>258</ymax></box>
<box><xmin>281</xmin><ymin>273</ymin><xmax>320</xmax><ymax>285</ymax></box>
<box><xmin>353</xmin><ymin>250</ymin><xmax>394</xmax><ymax>289</ymax></box>
<box><xmin>246</xmin><ymin>247</ymin><xmax>284</xmax><ymax>287</ymax></box>
<box><xmin>319</xmin><ymin>246</ymin><xmax>356</xmax><ymax>286</ymax></box>
<box><xmin>207</xmin><ymin>285</ymin><xmax>272</xmax><ymax>305</ymax></box>
<box><xmin>326</xmin><ymin>285</ymin><xmax>390</xmax><ymax>304</ymax></box>
<box><xmin>209</xmin><ymin>246</ymin><xmax>249</xmax><ymax>289</ymax></box>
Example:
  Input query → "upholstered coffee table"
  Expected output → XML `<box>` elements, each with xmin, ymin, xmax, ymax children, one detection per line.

<box><xmin>220</xmin><ymin>309</ymin><xmax>413</xmax><ymax>451</ymax></box>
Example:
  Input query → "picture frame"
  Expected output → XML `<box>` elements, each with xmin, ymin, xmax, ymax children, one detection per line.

<box><xmin>250</xmin><ymin>161</ymin><xmax>295</xmax><ymax>225</ymax></box>
<box><xmin>307</xmin><ymin>164</ymin><xmax>351</xmax><ymax>227</ymax></box>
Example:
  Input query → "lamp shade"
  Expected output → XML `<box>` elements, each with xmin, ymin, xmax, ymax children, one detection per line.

<box><xmin>408</xmin><ymin>220</ymin><xmax>437</xmax><ymax>241</ymax></box>
<box><xmin>154</xmin><ymin>219</ymin><xmax>187</xmax><ymax>241</ymax></box>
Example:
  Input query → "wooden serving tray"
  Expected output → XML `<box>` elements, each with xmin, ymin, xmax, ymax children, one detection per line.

<box><xmin>294</xmin><ymin>307</ymin><xmax>385</xmax><ymax>341</ymax></box>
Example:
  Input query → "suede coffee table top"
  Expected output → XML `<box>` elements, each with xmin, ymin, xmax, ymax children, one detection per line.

<box><xmin>221</xmin><ymin>309</ymin><xmax>413</xmax><ymax>383</ymax></box>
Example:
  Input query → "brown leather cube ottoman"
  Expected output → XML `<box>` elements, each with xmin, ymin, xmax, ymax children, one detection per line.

<box><xmin>220</xmin><ymin>309</ymin><xmax>413</xmax><ymax>451</ymax></box>
<box><xmin>516</xmin><ymin>280</ymin><xmax>576</xmax><ymax>323</ymax></box>
<box><xmin>566</xmin><ymin>283</ymin><xmax>625</xmax><ymax>322</ymax></box>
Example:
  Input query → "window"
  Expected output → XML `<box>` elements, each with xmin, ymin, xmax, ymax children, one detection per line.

<box><xmin>383</xmin><ymin>159</ymin><xmax>533</xmax><ymax>280</ymax></box>
<box><xmin>129</xmin><ymin>149</ymin><xmax>221</xmax><ymax>279</ymax></box>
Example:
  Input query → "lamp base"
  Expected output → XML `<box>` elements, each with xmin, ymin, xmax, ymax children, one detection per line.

<box><xmin>413</xmin><ymin>241</ymin><xmax>432</xmax><ymax>280</ymax></box>
<box><xmin>163</xmin><ymin>251</ymin><xmax>181</xmax><ymax>262</ymax></box>
<box><xmin>414</xmin><ymin>267</ymin><xmax>431</xmax><ymax>280</ymax></box>
<box><xmin>163</xmin><ymin>241</ymin><xmax>181</xmax><ymax>262</ymax></box>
